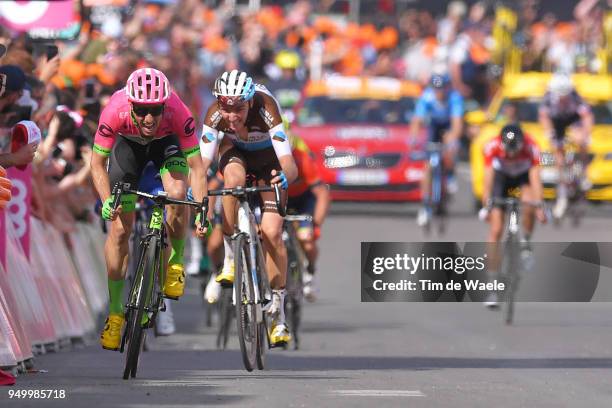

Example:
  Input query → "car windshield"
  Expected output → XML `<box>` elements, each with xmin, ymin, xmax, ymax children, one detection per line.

<box><xmin>499</xmin><ymin>98</ymin><xmax>612</xmax><ymax>124</ymax></box>
<box><xmin>297</xmin><ymin>96</ymin><xmax>415</xmax><ymax>126</ymax></box>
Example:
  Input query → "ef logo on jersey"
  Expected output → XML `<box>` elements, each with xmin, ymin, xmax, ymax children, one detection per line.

<box><xmin>183</xmin><ymin>117</ymin><xmax>195</xmax><ymax>137</ymax></box>
<box><xmin>97</xmin><ymin>123</ymin><xmax>113</xmax><ymax>138</ymax></box>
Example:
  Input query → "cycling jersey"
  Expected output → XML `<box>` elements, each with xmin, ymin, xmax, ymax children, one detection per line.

<box><xmin>540</xmin><ymin>90</ymin><xmax>591</xmax><ymax>142</ymax></box>
<box><xmin>413</xmin><ymin>87</ymin><xmax>464</xmax><ymax>123</ymax></box>
<box><xmin>200</xmin><ymin>84</ymin><xmax>292</xmax><ymax>161</ymax></box>
<box><xmin>93</xmin><ymin>89</ymin><xmax>200</xmax><ymax>159</ymax></box>
<box><xmin>288</xmin><ymin>136</ymin><xmax>322</xmax><ymax>198</ymax></box>
<box><xmin>540</xmin><ymin>90</ymin><xmax>590</xmax><ymax>120</ymax></box>
<box><xmin>484</xmin><ymin>135</ymin><xmax>540</xmax><ymax>177</ymax></box>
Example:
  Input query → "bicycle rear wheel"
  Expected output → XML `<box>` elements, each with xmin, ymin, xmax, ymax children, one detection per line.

<box><xmin>123</xmin><ymin>235</ymin><xmax>158</xmax><ymax>379</ymax></box>
<box><xmin>234</xmin><ymin>233</ymin><xmax>257</xmax><ymax>371</ymax></box>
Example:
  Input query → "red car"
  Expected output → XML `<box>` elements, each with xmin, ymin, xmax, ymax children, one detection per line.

<box><xmin>292</xmin><ymin>76</ymin><xmax>426</xmax><ymax>201</ymax></box>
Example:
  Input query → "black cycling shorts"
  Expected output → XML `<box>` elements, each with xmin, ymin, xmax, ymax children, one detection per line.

<box><xmin>492</xmin><ymin>170</ymin><xmax>530</xmax><ymax>206</ymax></box>
<box><xmin>108</xmin><ymin>135</ymin><xmax>187</xmax><ymax>191</ymax></box>
<box><xmin>552</xmin><ymin>113</ymin><xmax>581</xmax><ymax>144</ymax></box>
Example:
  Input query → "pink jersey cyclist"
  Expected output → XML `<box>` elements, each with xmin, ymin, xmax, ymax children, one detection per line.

<box><xmin>93</xmin><ymin>90</ymin><xmax>200</xmax><ymax>159</ymax></box>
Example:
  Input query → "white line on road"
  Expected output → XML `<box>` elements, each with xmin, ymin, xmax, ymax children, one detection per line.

<box><xmin>133</xmin><ymin>380</ymin><xmax>218</xmax><ymax>387</ymax></box>
<box><xmin>332</xmin><ymin>390</ymin><xmax>426</xmax><ymax>397</ymax></box>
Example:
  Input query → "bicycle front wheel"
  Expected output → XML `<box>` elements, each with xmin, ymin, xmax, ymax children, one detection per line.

<box><xmin>123</xmin><ymin>235</ymin><xmax>158</xmax><ymax>379</ymax></box>
<box><xmin>234</xmin><ymin>233</ymin><xmax>257</xmax><ymax>371</ymax></box>
<box><xmin>502</xmin><ymin>236</ymin><xmax>520</xmax><ymax>325</ymax></box>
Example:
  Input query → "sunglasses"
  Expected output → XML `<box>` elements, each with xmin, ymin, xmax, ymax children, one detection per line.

<box><xmin>132</xmin><ymin>104</ymin><xmax>164</xmax><ymax>117</ymax></box>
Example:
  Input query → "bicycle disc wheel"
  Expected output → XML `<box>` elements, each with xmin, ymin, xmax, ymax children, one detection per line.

<box><xmin>123</xmin><ymin>236</ymin><xmax>158</xmax><ymax>379</ymax></box>
<box><xmin>234</xmin><ymin>233</ymin><xmax>257</xmax><ymax>371</ymax></box>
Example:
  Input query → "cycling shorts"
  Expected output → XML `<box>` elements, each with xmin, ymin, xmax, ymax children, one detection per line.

<box><xmin>428</xmin><ymin>118</ymin><xmax>451</xmax><ymax>143</ymax></box>
<box><xmin>218</xmin><ymin>144</ymin><xmax>287</xmax><ymax>214</ymax></box>
<box><xmin>287</xmin><ymin>190</ymin><xmax>315</xmax><ymax>229</ymax></box>
<box><xmin>108</xmin><ymin>135</ymin><xmax>187</xmax><ymax>208</ymax></box>
<box><xmin>551</xmin><ymin>113</ymin><xmax>581</xmax><ymax>146</ymax></box>
<box><xmin>492</xmin><ymin>170</ymin><xmax>530</xmax><ymax>207</ymax></box>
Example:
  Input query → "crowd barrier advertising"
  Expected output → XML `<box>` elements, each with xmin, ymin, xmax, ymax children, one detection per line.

<box><xmin>6</xmin><ymin>166</ymin><xmax>32</xmax><ymax>259</ymax></box>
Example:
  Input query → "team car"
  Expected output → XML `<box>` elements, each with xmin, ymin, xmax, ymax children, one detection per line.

<box><xmin>291</xmin><ymin>76</ymin><xmax>425</xmax><ymax>201</ymax></box>
<box><xmin>468</xmin><ymin>72</ymin><xmax>612</xmax><ymax>203</ymax></box>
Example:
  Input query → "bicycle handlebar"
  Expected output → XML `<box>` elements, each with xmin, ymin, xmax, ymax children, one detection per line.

<box><xmin>208</xmin><ymin>183</ymin><xmax>286</xmax><ymax>217</ymax></box>
<box><xmin>111</xmin><ymin>182</ymin><xmax>209</xmax><ymax>225</ymax></box>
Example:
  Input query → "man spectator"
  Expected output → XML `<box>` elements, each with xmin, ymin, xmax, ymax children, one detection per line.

<box><xmin>0</xmin><ymin>64</ymin><xmax>36</xmax><ymax>169</ymax></box>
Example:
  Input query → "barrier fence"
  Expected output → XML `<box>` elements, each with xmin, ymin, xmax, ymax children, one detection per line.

<box><xmin>0</xmin><ymin>165</ymin><xmax>107</xmax><ymax>383</ymax></box>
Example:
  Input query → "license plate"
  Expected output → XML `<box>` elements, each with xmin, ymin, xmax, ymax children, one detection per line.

<box><xmin>337</xmin><ymin>170</ymin><xmax>389</xmax><ymax>185</ymax></box>
<box><xmin>540</xmin><ymin>167</ymin><xmax>559</xmax><ymax>183</ymax></box>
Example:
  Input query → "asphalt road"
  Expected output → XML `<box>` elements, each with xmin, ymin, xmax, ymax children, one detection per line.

<box><xmin>6</xmin><ymin>166</ymin><xmax>612</xmax><ymax>407</ymax></box>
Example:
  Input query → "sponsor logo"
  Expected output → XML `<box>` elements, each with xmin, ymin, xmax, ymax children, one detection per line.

<box><xmin>210</xmin><ymin>111</ymin><xmax>222</xmax><ymax>128</ymax></box>
<box><xmin>164</xmin><ymin>145</ymin><xmax>179</xmax><ymax>158</ymax></box>
<box><xmin>183</xmin><ymin>117</ymin><xmax>195</xmax><ymax>136</ymax></box>
<box><xmin>272</xmin><ymin>131</ymin><xmax>287</xmax><ymax>142</ymax></box>
<box><xmin>202</xmin><ymin>132</ymin><xmax>216</xmax><ymax>143</ymax></box>
<box><xmin>336</xmin><ymin>127</ymin><xmax>388</xmax><ymax>140</ymax></box>
<box><xmin>97</xmin><ymin>123</ymin><xmax>114</xmax><ymax>138</ymax></box>
<box><xmin>259</xmin><ymin>108</ymin><xmax>275</xmax><ymax>128</ymax></box>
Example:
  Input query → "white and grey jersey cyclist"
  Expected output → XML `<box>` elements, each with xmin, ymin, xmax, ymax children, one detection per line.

<box><xmin>199</xmin><ymin>85</ymin><xmax>292</xmax><ymax>161</ymax></box>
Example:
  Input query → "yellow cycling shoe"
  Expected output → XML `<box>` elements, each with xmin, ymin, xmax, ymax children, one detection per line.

<box><xmin>164</xmin><ymin>264</ymin><xmax>185</xmax><ymax>299</ymax></box>
<box><xmin>100</xmin><ymin>313</ymin><xmax>125</xmax><ymax>351</ymax></box>
<box><xmin>269</xmin><ymin>321</ymin><xmax>291</xmax><ymax>347</ymax></box>
<box><xmin>215</xmin><ymin>262</ymin><xmax>235</xmax><ymax>286</ymax></box>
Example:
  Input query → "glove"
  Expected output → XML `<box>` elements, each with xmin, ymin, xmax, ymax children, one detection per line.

<box><xmin>101</xmin><ymin>196</ymin><xmax>114</xmax><ymax>221</ymax></box>
<box><xmin>277</xmin><ymin>171</ymin><xmax>288</xmax><ymax>190</ymax></box>
<box><xmin>195</xmin><ymin>213</ymin><xmax>213</xmax><ymax>238</ymax></box>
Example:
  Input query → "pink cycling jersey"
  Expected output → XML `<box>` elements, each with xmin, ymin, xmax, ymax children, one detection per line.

<box><xmin>93</xmin><ymin>89</ymin><xmax>200</xmax><ymax>158</ymax></box>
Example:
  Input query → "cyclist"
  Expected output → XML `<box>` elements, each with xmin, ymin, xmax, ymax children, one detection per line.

<box><xmin>480</xmin><ymin>124</ymin><xmax>547</xmax><ymax>307</ymax></box>
<box><xmin>410</xmin><ymin>74</ymin><xmax>464</xmax><ymax>227</ymax></box>
<box><xmin>91</xmin><ymin>68</ymin><xmax>209</xmax><ymax>350</ymax></box>
<box><xmin>199</xmin><ymin>70</ymin><xmax>298</xmax><ymax>346</ymax></box>
<box><xmin>538</xmin><ymin>73</ymin><xmax>593</xmax><ymax>219</ymax></box>
<box><xmin>286</xmin><ymin>131</ymin><xmax>330</xmax><ymax>302</ymax></box>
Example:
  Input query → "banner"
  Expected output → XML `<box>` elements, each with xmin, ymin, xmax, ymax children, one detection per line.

<box><xmin>0</xmin><ymin>1</ymin><xmax>81</xmax><ymax>41</ymax></box>
<box><xmin>6</xmin><ymin>166</ymin><xmax>31</xmax><ymax>259</ymax></box>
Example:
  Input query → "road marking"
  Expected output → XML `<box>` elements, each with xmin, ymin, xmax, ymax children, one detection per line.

<box><xmin>332</xmin><ymin>390</ymin><xmax>425</xmax><ymax>397</ymax></box>
<box><xmin>133</xmin><ymin>380</ymin><xmax>218</xmax><ymax>387</ymax></box>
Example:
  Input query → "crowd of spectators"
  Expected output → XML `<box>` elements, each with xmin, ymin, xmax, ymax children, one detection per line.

<box><xmin>0</xmin><ymin>0</ymin><xmax>608</xmax><ymax>232</ymax></box>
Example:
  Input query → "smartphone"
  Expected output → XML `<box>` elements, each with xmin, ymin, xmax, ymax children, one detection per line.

<box><xmin>46</xmin><ymin>44</ymin><xmax>58</xmax><ymax>60</ymax></box>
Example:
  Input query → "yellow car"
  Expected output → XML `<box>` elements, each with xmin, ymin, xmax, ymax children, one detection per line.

<box><xmin>468</xmin><ymin>72</ymin><xmax>612</xmax><ymax>203</ymax></box>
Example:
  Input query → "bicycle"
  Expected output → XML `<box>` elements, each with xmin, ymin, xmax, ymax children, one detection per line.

<box><xmin>207</xmin><ymin>182</ymin><xmax>284</xmax><ymax>371</ymax></box>
<box><xmin>553</xmin><ymin>141</ymin><xmax>590</xmax><ymax>227</ymax></box>
<box><xmin>489</xmin><ymin>197</ymin><xmax>540</xmax><ymax>325</ymax></box>
<box><xmin>111</xmin><ymin>182</ymin><xmax>208</xmax><ymax>380</ymax></box>
<box><xmin>420</xmin><ymin>142</ymin><xmax>448</xmax><ymax>235</ymax></box>
<box><xmin>282</xmin><ymin>214</ymin><xmax>312</xmax><ymax>350</ymax></box>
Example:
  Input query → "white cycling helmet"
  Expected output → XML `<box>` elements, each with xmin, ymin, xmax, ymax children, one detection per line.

<box><xmin>548</xmin><ymin>73</ymin><xmax>573</xmax><ymax>98</ymax></box>
<box><xmin>213</xmin><ymin>70</ymin><xmax>256</xmax><ymax>107</ymax></box>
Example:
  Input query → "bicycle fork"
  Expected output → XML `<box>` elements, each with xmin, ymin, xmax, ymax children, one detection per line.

<box><xmin>237</xmin><ymin>203</ymin><xmax>264</xmax><ymax>324</ymax></box>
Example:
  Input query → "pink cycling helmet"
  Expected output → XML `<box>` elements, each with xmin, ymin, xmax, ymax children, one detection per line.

<box><xmin>125</xmin><ymin>68</ymin><xmax>170</xmax><ymax>104</ymax></box>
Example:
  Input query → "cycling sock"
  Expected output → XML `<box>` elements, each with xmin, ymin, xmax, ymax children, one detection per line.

<box><xmin>223</xmin><ymin>235</ymin><xmax>234</xmax><ymax>263</ymax></box>
<box><xmin>108</xmin><ymin>278</ymin><xmax>125</xmax><ymax>315</ymax></box>
<box><xmin>169</xmin><ymin>237</ymin><xmax>185</xmax><ymax>266</ymax></box>
<box><xmin>274</xmin><ymin>289</ymin><xmax>287</xmax><ymax>324</ymax></box>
